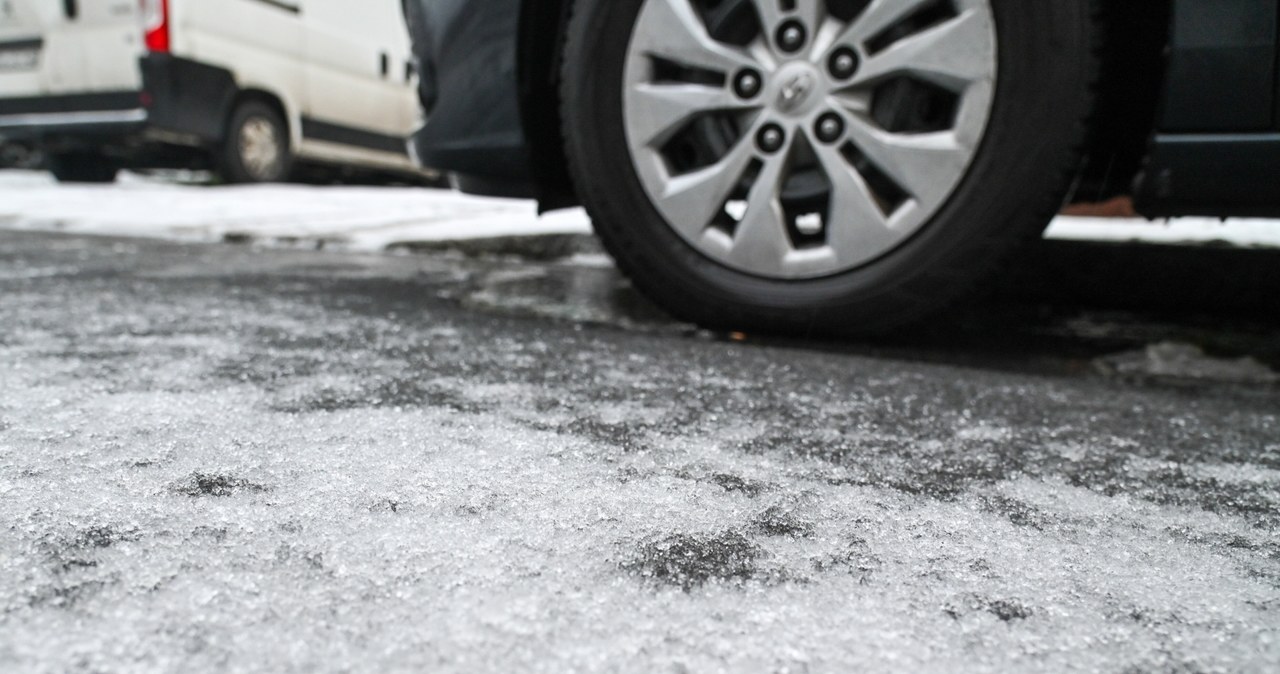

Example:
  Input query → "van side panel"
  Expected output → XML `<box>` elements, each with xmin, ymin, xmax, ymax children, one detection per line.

<box><xmin>0</xmin><ymin>0</ymin><xmax>46</xmax><ymax>99</ymax></box>
<box><xmin>0</xmin><ymin>0</ymin><xmax>141</xmax><ymax>97</ymax></box>
<box><xmin>72</xmin><ymin>0</ymin><xmax>145</xmax><ymax>91</ymax></box>
<box><xmin>303</xmin><ymin>1</ymin><xmax>415</xmax><ymax>140</ymax></box>
<box><xmin>170</xmin><ymin>0</ymin><xmax>305</xmax><ymax>146</ymax></box>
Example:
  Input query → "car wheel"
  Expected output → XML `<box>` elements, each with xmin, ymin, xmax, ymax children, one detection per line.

<box><xmin>220</xmin><ymin>101</ymin><xmax>292</xmax><ymax>184</ymax></box>
<box><xmin>561</xmin><ymin>0</ymin><xmax>1098</xmax><ymax>334</ymax></box>
<box><xmin>48</xmin><ymin>151</ymin><xmax>118</xmax><ymax>184</ymax></box>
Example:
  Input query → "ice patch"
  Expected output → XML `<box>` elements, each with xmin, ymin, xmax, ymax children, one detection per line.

<box><xmin>1096</xmin><ymin>341</ymin><xmax>1279</xmax><ymax>385</ymax></box>
<box><xmin>3</xmin><ymin>236</ymin><xmax>1280</xmax><ymax>672</ymax></box>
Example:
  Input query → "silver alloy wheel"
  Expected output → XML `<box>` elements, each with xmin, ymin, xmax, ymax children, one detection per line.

<box><xmin>623</xmin><ymin>0</ymin><xmax>997</xmax><ymax>279</ymax></box>
<box><xmin>238</xmin><ymin>116</ymin><xmax>283</xmax><ymax>181</ymax></box>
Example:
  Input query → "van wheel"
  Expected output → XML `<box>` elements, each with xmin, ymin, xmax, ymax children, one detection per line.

<box><xmin>48</xmin><ymin>152</ymin><xmax>118</xmax><ymax>184</ymax></box>
<box><xmin>560</xmin><ymin>0</ymin><xmax>1098</xmax><ymax>335</ymax></box>
<box><xmin>220</xmin><ymin>101</ymin><xmax>292</xmax><ymax>183</ymax></box>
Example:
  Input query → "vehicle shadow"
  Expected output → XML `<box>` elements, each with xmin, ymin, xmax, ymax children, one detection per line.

<box><xmin>1008</xmin><ymin>240</ymin><xmax>1280</xmax><ymax>318</ymax></box>
<box><xmin>458</xmin><ymin>238</ymin><xmax>1280</xmax><ymax>376</ymax></box>
<box><xmin>851</xmin><ymin>240</ymin><xmax>1280</xmax><ymax>376</ymax></box>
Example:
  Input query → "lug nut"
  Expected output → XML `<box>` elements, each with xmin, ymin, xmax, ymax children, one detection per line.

<box><xmin>756</xmin><ymin>124</ymin><xmax>786</xmax><ymax>154</ymax></box>
<box><xmin>828</xmin><ymin>47</ymin><xmax>860</xmax><ymax>80</ymax></box>
<box><xmin>814</xmin><ymin>113</ymin><xmax>845</xmax><ymax>144</ymax></box>
<box><xmin>733</xmin><ymin>70</ymin><xmax>763</xmax><ymax>99</ymax></box>
<box><xmin>776</xmin><ymin>20</ymin><xmax>807</xmax><ymax>54</ymax></box>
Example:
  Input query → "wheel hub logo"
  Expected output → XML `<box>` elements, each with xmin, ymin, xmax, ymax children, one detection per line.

<box><xmin>777</xmin><ymin>72</ymin><xmax>816</xmax><ymax>112</ymax></box>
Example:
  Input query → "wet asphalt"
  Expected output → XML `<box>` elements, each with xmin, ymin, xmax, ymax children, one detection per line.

<box><xmin>1</xmin><ymin>231</ymin><xmax>1278</xmax><ymax>673</ymax></box>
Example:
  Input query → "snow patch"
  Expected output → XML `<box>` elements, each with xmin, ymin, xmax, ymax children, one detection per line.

<box><xmin>2</xmin><ymin>171</ymin><xmax>1279</xmax><ymax>255</ymax></box>
<box><xmin>1096</xmin><ymin>341</ymin><xmax>1279</xmax><ymax>385</ymax></box>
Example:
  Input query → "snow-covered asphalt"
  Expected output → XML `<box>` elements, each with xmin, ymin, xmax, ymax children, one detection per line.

<box><xmin>1</xmin><ymin>230</ymin><xmax>1278</xmax><ymax>673</ymax></box>
<box><xmin>2</xmin><ymin>170</ymin><xmax>1280</xmax><ymax>251</ymax></box>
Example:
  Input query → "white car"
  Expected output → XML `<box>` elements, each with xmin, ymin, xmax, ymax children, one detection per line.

<box><xmin>0</xmin><ymin>0</ymin><xmax>424</xmax><ymax>183</ymax></box>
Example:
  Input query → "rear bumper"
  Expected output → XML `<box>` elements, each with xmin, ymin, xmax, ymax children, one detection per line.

<box><xmin>0</xmin><ymin>92</ymin><xmax>148</xmax><ymax>139</ymax></box>
<box><xmin>0</xmin><ymin>110</ymin><xmax>148</xmax><ymax>140</ymax></box>
<box><xmin>0</xmin><ymin>55</ymin><xmax>236</xmax><ymax>151</ymax></box>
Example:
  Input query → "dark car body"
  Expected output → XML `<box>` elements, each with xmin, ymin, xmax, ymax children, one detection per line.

<box><xmin>405</xmin><ymin>0</ymin><xmax>1280</xmax><ymax>218</ymax></box>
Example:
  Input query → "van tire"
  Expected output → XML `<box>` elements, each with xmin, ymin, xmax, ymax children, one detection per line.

<box><xmin>48</xmin><ymin>152</ymin><xmax>118</xmax><ymax>184</ymax></box>
<box><xmin>220</xmin><ymin>101</ymin><xmax>292</xmax><ymax>184</ymax></box>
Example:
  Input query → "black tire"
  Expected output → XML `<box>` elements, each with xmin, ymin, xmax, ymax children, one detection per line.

<box><xmin>219</xmin><ymin>100</ymin><xmax>292</xmax><ymax>184</ymax></box>
<box><xmin>48</xmin><ymin>151</ymin><xmax>118</xmax><ymax>184</ymax></box>
<box><xmin>560</xmin><ymin>0</ymin><xmax>1100</xmax><ymax>335</ymax></box>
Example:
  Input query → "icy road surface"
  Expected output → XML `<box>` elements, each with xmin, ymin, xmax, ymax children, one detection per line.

<box><xmin>1</xmin><ymin>232</ymin><xmax>1279</xmax><ymax>673</ymax></box>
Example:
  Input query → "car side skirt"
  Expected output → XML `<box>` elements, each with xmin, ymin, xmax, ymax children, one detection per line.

<box><xmin>1133</xmin><ymin>0</ymin><xmax>1280</xmax><ymax>217</ymax></box>
<box><xmin>1135</xmin><ymin>134</ymin><xmax>1280</xmax><ymax>218</ymax></box>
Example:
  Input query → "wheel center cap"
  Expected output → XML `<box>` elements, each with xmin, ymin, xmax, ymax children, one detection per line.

<box><xmin>772</xmin><ymin>63</ymin><xmax>823</xmax><ymax>116</ymax></box>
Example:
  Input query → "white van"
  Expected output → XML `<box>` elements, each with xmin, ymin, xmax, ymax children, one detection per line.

<box><xmin>0</xmin><ymin>0</ymin><xmax>423</xmax><ymax>183</ymax></box>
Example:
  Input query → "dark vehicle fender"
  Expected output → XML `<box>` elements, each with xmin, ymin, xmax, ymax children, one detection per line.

<box><xmin>404</xmin><ymin>0</ymin><xmax>536</xmax><ymax>197</ymax></box>
<box><xmin>140</xmin><ymin>54</ymin><xmax>239</xmax><ymax>144</ymax></box>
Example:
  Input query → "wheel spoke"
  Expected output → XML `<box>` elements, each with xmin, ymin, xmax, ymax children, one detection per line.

<box><xmin>843</xmin><ymin>113</ymin><xmax>968</xmax><ymax>205</ymax></box>
<box><xmin>829</xmin><ymin>0</ymin><xmax>937</xmax><ymax>49</ymax></box>
<box><xmin>828</xmin><ymin>90</ymin><xmax>872</xmax><ymax>117</ymax></box>
<box><xmin>634</xmin><ymin>0</ymin><xmax>760</xmax><ymax>75</ymax></box>
<box><xmin>851</xmin><ymin>10</ymin><xmax>994</xmax><ymax>90</ymax></box>
<box><xmin>629</xmin><ymin>83</ymin><xmax>760</xmax><ymax>147</ymax></box>
<box><xmin>790</xmin><ymin>0</ymin><xmax>827</xmax><ymax>31</ymax></box>
<box><xmin>728</xmin><ymin>154</ymin><xmax>792</xmax><ymax>269</ymax></box>
<box><xmin>654</xmin><ymin>129</ymin><xmax>760</xmax><ymax>240</ymax></box>
<box><xmin>811</xmin><ymin>141</ymin><xmax>899</xmax><ymax>264</ymax></box>
<box><xmin>750</xmin><ymin>0</ymin><xmax>825</xmax><ymax>32</ymax></box>
<box><xmin>749</xmin><ymin>0</ymin><xmax>787</xmax><ymax>32</ymax></box>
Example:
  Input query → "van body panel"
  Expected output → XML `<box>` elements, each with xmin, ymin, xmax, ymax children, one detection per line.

<box><xmin>303</xmin><ymin>0</ymin><xmax>416</xmax><ymax>140</ymax></box>
<box><xmin>0</xmin><ymin>0</ymin><xmax>144</xmax><ymax>95</ymax></box>
<box><xmin>1</xmin><ymin>0</ymin><xmax>422</xmax><ymax>178</ymax></box>
<box><xmin>70</xmin><ymin>0</ymin><xmax>145</xmax><ymax>92</ymax></box>
<box><xmin>296</xmin><ymin>138</ymin><xmax>413</xmax><ymax>172</ymax></box>
<box><xmin>173</xmin><ymin>0</ymin><xmax>306</xmax><ymax>148</ymax></box>
<box><xmin>0</xmin><ymin>0</ymin><xmax>47</xmax><ymax>98</ymax></box>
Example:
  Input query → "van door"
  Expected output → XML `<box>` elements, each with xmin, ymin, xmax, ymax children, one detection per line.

<box><xmin>0</xmin><ymin>0</ymin><xmax>143</xmax><ymax>98</ymax></box>
<box><xmin>0</xmin><ymin>0</ymin><xmax>63</xmax><ymax>98</ymax></box>
<box><xmin>66</xmin><ymin>0</ymin><xmax>144</xmax><ymax>92</ymax></box>
<box><xmin>301</xmin><ymin>0</ymin><xmax>414</xmax><ymax>158</ymax></box>
<box><xmin>0</xmin><ymin>0</ymin><xmax>43</xmax><ymax>99</ymax></box>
